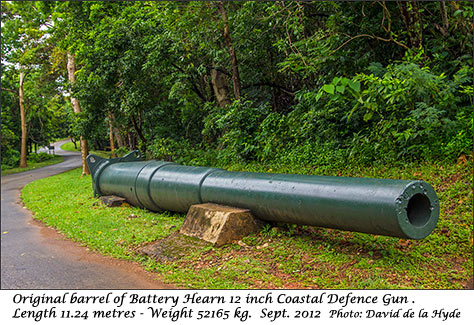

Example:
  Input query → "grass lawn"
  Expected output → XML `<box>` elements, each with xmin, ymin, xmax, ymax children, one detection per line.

<box><xmin>1</xmin><ymin>155</ymin><xmax>64</xmax><ymax>176</ymax></box>
<box><xmin>21</xmin><ymin>159</ymin><xmax>473</xmax><ymax>289</ymax></box>
<box><xmin>60</xmin><ymin>141</ymin><xmax>113</xmax><ymax>158</ymax></box>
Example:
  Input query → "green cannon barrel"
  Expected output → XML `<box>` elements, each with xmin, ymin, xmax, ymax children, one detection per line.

<box><xmin>87</xmin><ymin>151</ymin><xmax>439</xmax><ymax>239</ymax></box>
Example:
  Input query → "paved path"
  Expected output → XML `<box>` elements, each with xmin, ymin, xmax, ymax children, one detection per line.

<box><xmin>1</xmin><ymin>140</ymin><xmax>173</xmax><ymax>289</ymax></box>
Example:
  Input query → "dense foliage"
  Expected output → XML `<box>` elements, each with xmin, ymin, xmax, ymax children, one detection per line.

<box><xmin>2</xmin><ymin>1</ymin><xmax>472</xmax><ymax>169</ymax></box>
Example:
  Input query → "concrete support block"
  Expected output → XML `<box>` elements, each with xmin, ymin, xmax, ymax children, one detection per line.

<box><xmin>99</xmin><ymin>195</ymin><xmax>127</xmax><ymax>207</ymax></box>
<box><xmin>180</xmin><ymin>203</ymin><xmax>262</xmax><ymax>246</ymax></box>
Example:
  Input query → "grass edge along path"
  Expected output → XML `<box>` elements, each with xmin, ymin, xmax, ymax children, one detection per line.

<box><xmin>1</xmin><ymin>155</ymin><xmax>64</xmax><ymax>176</ymax></box>
<box><xmin>20</xmin><ymin>160</ymin><xmax>473</xmax><ymax>289</ymax></box>
<box><xmin>60</xmin><ymin>141</ymin><xmax>113</xmax><ymax>158</ymax></box>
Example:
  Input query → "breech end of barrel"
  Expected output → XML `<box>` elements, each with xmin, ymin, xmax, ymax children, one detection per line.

<box><xmin>86</xmin><ymin>150</ymin><xmax>143</xmax><ymax>197</ymax></box>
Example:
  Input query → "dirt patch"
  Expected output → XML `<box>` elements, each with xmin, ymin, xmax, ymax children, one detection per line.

<box><xmin>438</xmin><ymin>173</ymin><xmax>466</xmax><ymax>191</ymax></box>
<box><xmin>137</xmin><ymin>232</ymin><xmax>211</xmax><ymax>263</ymax></box>
<box><xmin>465</xmin><ymin>276</ymin><xmax>473</xmax><ymax>289</ymax></box>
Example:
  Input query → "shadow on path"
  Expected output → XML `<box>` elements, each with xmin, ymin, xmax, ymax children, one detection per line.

<box><xmin>1</xmin><ymin>139</ymin><xmax>174</xmax><ymax>289</ymax></box>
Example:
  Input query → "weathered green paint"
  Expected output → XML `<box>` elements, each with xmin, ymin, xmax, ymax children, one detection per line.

<box><xmin>87</xmin><ymin>151</ymin><xmax>439</xmax><ymax>239</ymax></box>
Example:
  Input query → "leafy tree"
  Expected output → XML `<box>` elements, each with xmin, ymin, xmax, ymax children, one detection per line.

<box><xmin>1</xmin><ymin>1</ymin><xmax>65</xmax><ymax>167</ymax></box>
<box><xmin>2</xmin><ymin>1</ymin><xmax>472</xmax><ymax>170</ymax></box>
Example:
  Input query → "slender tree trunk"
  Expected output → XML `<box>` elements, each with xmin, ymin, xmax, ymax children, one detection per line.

<box><xmin>131</xmin><ymin>114</ymin><xmax>147</xmax><ymax>153</ymax></box>
<box><xmin>19</xmin><ymin>69</ymin><xmax>28</xmax><ymax>168</ymax></box>
<box><xmin>398</xmin><ymin>1</ymin><xmax>423</xmax><ymax>49</ymax></box>
<box><xmin>217</xmin><ymin>1</ymin><xmax>241</xmax><ymax>99</ymax></box>
<box><xmin>210</xmin><ymin>67</ymin><xmax>231</xmax><ymax>107</ymax></box>
<box><xmin>127</xmin><ymin>131</ymin><xmax>134</xmax><ymax>150</ymax></box>
<box><xmin>114</xmin><ymin>128</ymin><xmax>125</xmax><ymax>148</ymax></box>
<box><xmin>439</xmin><ymin>1</ymin><xmax>449</xmax><ymax>36</ymax></box>
<box><xmin>108</xmin><ymin>111</ymin><xmax>116</xmax><ymax>157</ymax></box>
<box><xmin>412</xmin><ymin>1</ymin><xmax>423</xmax><ymax>48</ymax></box>
<box><xmin>67</xmin><ymin>53</ymin><xmax>90</xmax><ymax>176</ymax></box>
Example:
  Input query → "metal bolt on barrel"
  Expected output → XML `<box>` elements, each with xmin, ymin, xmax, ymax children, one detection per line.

<box><xmin>87</xmin><ymin>151</ymin><xmax>439</xmax><ymax>239</ymax></box>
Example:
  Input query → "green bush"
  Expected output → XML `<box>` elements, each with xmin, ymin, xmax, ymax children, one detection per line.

<box><xmin>147</xmin><ymin>138</ymin><xmax>182</xmax><ymax>161</ymax></box>
<box><xmin>1</xmin><ymin>148</ymin><xmax>20</xmax><ymax>169</ymax></box>
<box><xmin>442</xmin><ymin>113</ymin><xmax>473</xmax><ymax>158</ymax></box>
<box><xmin>1</xmin><ymin>152</ymin><xmax>57</xmax><ymax>171</ymax></box>
<box><xmin>146</xmin><ymin>63</ymin><xmax>472</xmax><ymax>169</ymax></box>
<box><xmin>266</xmin><ymin>62</ymin><xmax>474</xmax><ymax>165</ymax></box>
<box><xmin>27</xmin><ymin>152</ymin><xmax>55</xmax><ymax>163</ymax></box>
<box><xmin>112</xmin><ymin>146</ymin><xmax>131</xmax><ymax>157</ymax></box>
<box><xmin>203</xmin><ymin>99</ymin><xmax>270</xmax><ymax>164</ymax></box>
<box><xmin>147</xmin><ymin>137</ymin><xmax>218</xmax><ymax>167</ymax></box>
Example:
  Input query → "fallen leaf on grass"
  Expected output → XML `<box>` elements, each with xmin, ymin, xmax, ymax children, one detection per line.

<box><xmin>457</xmin><ymin>154</ymin><xmax>467</xmax><ymax>165</ymax></box>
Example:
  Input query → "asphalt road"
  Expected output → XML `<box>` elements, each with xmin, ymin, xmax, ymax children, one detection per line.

<box><xmin>1</xmin><ymin>140</ymin><xmax>173</xmax><ymax>289</ymax></box>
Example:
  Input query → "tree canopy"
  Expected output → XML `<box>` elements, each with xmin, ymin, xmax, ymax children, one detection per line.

<box><xmin>2</xmin><ymin>1</ymin><xmax>472</xmax><ymax>170</ymax></box>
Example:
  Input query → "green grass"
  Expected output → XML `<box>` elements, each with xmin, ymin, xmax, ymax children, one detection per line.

<box><xmin>60</xmin><ymin>141</ymin><xmax>81</xmax><ymax>152</ymax></box>
<box><xmin>61</xmin><ymin>141</ymin><xmax>113</xmax><ymax>158</ymax></box>
<box><xmin>21</xmin><ymin>159</ymin><xmax>473</xmax><ymax>289</ymax></box>
<box><xmin>1</xmin><ymin>155</ymin><xmax>64</xmax><ymax>176</ymax></box>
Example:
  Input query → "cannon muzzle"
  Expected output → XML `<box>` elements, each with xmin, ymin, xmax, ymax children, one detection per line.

<box><xmin>87</xmin><ymin>151</ymin><xmax>439</xmax><ymax>239</ymax></box>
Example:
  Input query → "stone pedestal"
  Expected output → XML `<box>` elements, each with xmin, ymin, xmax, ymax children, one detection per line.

<box><xmin>179</xmin><ymin>203</ymin><xmax>262</xmax><ymax>246</ymax></box>
<box><xmin>99</xmin><ymin>195</ymin><xmax>127</xmax><ymax>207</ymax></box>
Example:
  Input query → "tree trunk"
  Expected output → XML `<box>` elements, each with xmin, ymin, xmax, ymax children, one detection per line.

<box><xmin>210</xmin><ymin>68</ymin><xmax>231</xmax><ymax>107</ymax></box>
<box><xmin>78</xmin><ymin>140</ymin><xmax>89</xmax><ymax>175</ymax></box>
<box><xmin>131</xmin><ymin>114</ymin><xmax>147</xmax><ymax>153</ymax></box>
<box><xmin>114</xmin><ymin>128</ymin><xmax>125</xmax><ymax>148</ymax></box>
<box><xmin>67</xmin><ymin>52</ymin><xmax>90</xmax><ymax>176</ymax></box>
<box><xmin>127</xmin><ymin>131</ymin><xmax>135</xmax><ymax>150</ymax></box>
<box><xmin>398</xmin><ymin>1</ymin><xmax>423</xmax><ymax>49</ymax></box>
<box><xmin>217</xmin><ymin>1</ymin><xmax>241</xmax><ymax>100</ymax></box>
<box><xmin>108</xmin><ymin>111</ymin><xmax>116</xmax><ymax>157</ymax></box>
<box><xmin>439</xmin><ymin>1</ymin><xmax>449</xmax><ymax>36</ymax></box>
<box><xmin>412</xmin><ymin>1</ymin><xmax>423</xmax><ymax>49</ymax></box>
<box><xmin>19</xmin><ymin>69</ymin><xmax>28</xmax><ymax>168</ymax></box>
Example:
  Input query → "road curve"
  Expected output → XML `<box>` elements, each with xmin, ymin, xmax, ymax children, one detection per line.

<box><xmin>1</xmin><ymin>140</ymin><xmax>174</xmax><ymax>289</ymax></box>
